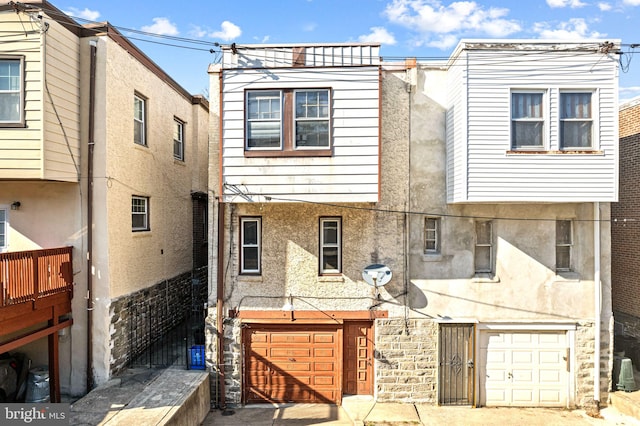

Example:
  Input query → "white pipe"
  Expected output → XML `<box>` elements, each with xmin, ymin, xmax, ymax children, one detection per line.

<box><xmin>594</xmin><ymin>202</ymin><xmax>601</xmax><ymax>404</ymax></box>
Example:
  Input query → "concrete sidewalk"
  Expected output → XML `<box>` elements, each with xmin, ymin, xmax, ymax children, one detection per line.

<box><xmin>203</xmin><ymin>399</ymin><xmax>640</xmax><ymax>425</ymax></box>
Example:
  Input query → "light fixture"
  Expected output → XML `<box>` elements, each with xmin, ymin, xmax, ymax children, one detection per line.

<box><xmin>282</xmin><ymin>294</ymin><xmax>294</xmax><ymax>312</ymax></box>
<box><xmin>11</xmin><ymin>201</ymin><xmax>21</xmax><ymax>210</ymax></box>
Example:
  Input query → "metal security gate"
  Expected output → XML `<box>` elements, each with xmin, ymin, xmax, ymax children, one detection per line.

<box><xmin>439</xmin><ymin>323</ymin><xmax>475</xmax><ymax>405</ymax></box>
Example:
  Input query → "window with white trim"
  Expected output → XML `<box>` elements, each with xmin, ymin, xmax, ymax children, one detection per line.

<box><xmin>246</xmin><ymin>88</ymin><xmax>331</xmax><ymax>155</ymax></box>
<box><xmin>320</xmin><ymin>217</ymin><xmax>341</xmax><ymax>274</ymax></box>
<box><xmin>424</xmin><ymin>217</ymin><xmax>440</xmax><ymax>254</ymax></box>
<box><xmin>511</xmin><ymin>92</ymin><xmax>544</xmax><ymax>149</ymax></box>
<box><xmin>560</xmin><ymin>92</ymin><xmax>592</xmax><ymax>149</ymax></box>
<box><xmin>134</xmin><ymin>93</ymin><xmax>147</xmax><ymax>146</ymax></box>
<box><xmin>556</xmin><ymin>220</ymin><xmax>572</xmax><ymax>271</ymax></box>
<box><xmin>131</xmin><ymin>196</ymin><xmax>149</xmax><ymax>231</ymax></box>
<box><xmin>474</xmin><ymin>220</ymin><xmax>492</xmax><ymax>273</ymax></box>
<box><xmin>173</xmin><ymin>117</ymin><xmax>184</xmax><ymax>160</ymax></box>
<box><xmin>240</xmin><ymin>217</ymin><xmax>261</xmax><ymax>274</ymax></box>
<box><xmin>0</xmin><ymin>57</ymin><xmax>24</xmax><ymax>126</ymax></box>
<box><xmin>0</xmin><ymin>207</ymin><xmax>7</xmax><ymax>251</ymax></box>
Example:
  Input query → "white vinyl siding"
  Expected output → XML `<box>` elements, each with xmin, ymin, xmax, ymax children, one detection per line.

<box><xmin>222</xmin><ymin>64</ymin><xmax>380</xmax><ymax>203</ymax></box>
<box><xmin>446</xmin><ymin>42</ymin><xmax>618</xmax><ymax>203</ymax></box>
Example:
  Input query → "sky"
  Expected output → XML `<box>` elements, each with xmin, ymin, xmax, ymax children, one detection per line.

<box><xmin>51</xmin><ymin>0</ymin><xmax>640</xmax><ymax>102</ymax></box>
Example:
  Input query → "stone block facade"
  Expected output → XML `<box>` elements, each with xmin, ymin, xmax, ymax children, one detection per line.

<box><xmin>109</xmin><ymin>267</ymin><xmax>207</xmax><ymax>376</ymax></box>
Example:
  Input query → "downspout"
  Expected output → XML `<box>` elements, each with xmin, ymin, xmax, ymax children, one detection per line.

<box><xmin>86</xmin><ymin>40</ymin><xmax>97</xmax><ymax>392</ymax></box>
<box><xmin>216</xmin><ymin>201</ymin><xmax>226</xmax><ymax>410</ymax></box>
<box><xmin>593</xmin><ymin>202</ymin><xmax>601</xmax><ymax>407</ymax></box>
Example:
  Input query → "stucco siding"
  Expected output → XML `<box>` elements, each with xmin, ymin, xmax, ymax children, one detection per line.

<box><xmin>221</xmin><ymin>66</ymin><xmax>380</xmax><ymax>202</ymax></box>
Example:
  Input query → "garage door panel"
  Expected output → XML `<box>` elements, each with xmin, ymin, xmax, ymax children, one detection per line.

<box><xmin>480</xmin><ymin>330</ymin><xmax>568</xmax><ymax>407</ymax></box>
<box><xmin>244</xmin><ymin>325</ymin><xmax>340</xmax><ymax>404</ymax></box>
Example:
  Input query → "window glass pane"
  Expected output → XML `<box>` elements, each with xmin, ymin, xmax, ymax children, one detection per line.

<box><xmin>512</xmin><ymin>121</ymin><xmax>543</xmax><ymax>147</ymax></box>
<box><xmin>322</xmin><ymin>248</ymin><xmax>339</xmax><ymax>271</ymax></box>
<box><xmin>134</xmin><ymin>121</ymin><xmax>144</xmax><ymax>145</ymax></box>
<box><xmin>0</xmin><ymin>209</ymin><xmax>5</xmax><ymax>247</ymax></box>
<box><xmin>322</xmin><ymin>221</ymin><xmax>338</xmax><ymax>244</ymax></box>
<box><xmin>476</xmin><ymin>221</ymin><xmax>491</xmax><ymax>244</ymax></box>
<box><xmin>243</xmin><ymin>247</ymin><xmax>259</xmax><ymax>271</ymax></box>
<box><xmin>248</xmin><ymin>121</ymin><xmax>280</xmax><ymax>148</ymax></box>
<box><xmin>561</xmin><ymin>121</ymin><xmax>592</xmax><ymax>148</ymax></box>
<box><xmin>296</xmin><ymin>121</ymin><xmax>329</xmax><ymax>147</ymax></box>
<box><xmin>561</xmin><ymin>93</ymin><xmax>591</xmax><ymax>119</ymax></box>
<box><xmin>474</xmin><ymin>247</ymin><xmax>491</xmax><ymax>272</ymax></box>
<box><xmin>0</xmin><ymin>61</ymin><xmax>20</xmax><ymax>91</ymax></box>
<box><xmin>556</xmin><ymin>246</ymin><xmax>571</xmax><ymax>270</ymax></box>
<box><xmin>296</xmin><ymin>90</ymin><xmax>329</xmax><ymax>119</ymax></box>
<box><xmin>134</xmin><ymin>97</ymin><xmax>144</xmax><ymax>120</ymax></box>
<box><xmin>512</xmin><ymin>93</ymin><xmax>542</xmax><ymax>119</ymax></box>
<box><xmin>248</xmin><ymin>91</ymin><xmax>280</xmax><ymax>119</ymax></box>
<box><xmin>243</xmin><ymin>220</ymin><xmax>258</xmax><ymax>245</ymax></box>
<box><xmin>556</xmin><ymin>220</ymin><xmax>571</xmax><ymax>244</ymax></box>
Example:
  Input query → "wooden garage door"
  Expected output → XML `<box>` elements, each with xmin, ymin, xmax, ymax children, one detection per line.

<box><xmin>479</xmin><ymin>330</ymin><xmax>569</xmax><ymax>407</ymax></box>
<box><xmin>244</xmin><ymin>325</ymin><xmax>341</xmax><ymax>404</ymax></box>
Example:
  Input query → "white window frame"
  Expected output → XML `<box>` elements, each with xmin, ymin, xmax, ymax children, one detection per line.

<box><xmin>134</xmin><ymin>93</ymin><xmax>147</xmax><ymax>146</ymax></box>
<box><xmin>320</xmin><ymin>217</ymin><xmax>341</xmax><ymax>274</ymax></box>
<box><xmin>0</xmin><ymin>56</ymin><xmax>24</xmax><ymax>127</ymax></box>
<box><xmin>424</xmin><ymin>217</ymin><xmax>440</xmax><ymax>254</ymax></box>
<box><xmin>240</xmin><ymin>217</ymin><xmax>261</xmax><ymax>274</ymax></box>
<box><xmin>246</xmin><ymin>90</ymin><xmax>282</xmax><ymax>150</ymax></box>
<box><xmin>173</xmin><ymin>117</ymin><xmax>184</xmax><ymax>160</ymax></box>
<box><xmin>131</xmin><ymin>196</ymin><xmax>149</xmax><ymax>231</ymax></box>
<box><xmin>560</xmin><ymin>91</ymin><xmax>594</xmax><ymax>150</ymax></box>
<box><xmin>556</xmin><ymin>220</ymin><xmax>573</xmax><ymax>272</ymax></box>
<box><xmin>294</xmin><ymin>89</ymin><xmax>330</xmax><ymax>149</ymax></box>
<box><xmin>0</xmin><ymin>206</ymin><xmax>8</xmax><ymax>251</ymax></box>
<box><xmin>510</xmin><ymin>91</ymin><xmax>545</xmax><ymax>150</ymax></box>
<box><xmin>474</xmin><ymin>220</ymin><xmax>493</xmax><ymax>274</ymax></box>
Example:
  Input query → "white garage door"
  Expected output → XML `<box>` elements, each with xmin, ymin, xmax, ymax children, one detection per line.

<box><xmin>479</xmin><ymin>331</ymin><xmax>569</xmax><ymax>407</ymax></box>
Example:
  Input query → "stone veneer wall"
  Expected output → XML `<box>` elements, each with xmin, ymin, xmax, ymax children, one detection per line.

<box><xmin>576</xmin><ymin>321</ymin><xmax>612</xmax><ymax>410</ymax></box>
<box><xmin>109</xmin><ymin>267</ymin><xmax>208</xmax><ymax>376</ymax></box>
<box><xmin>205</xmin><ymin>310</ymin><xmax>242</xmax><ymax>407</ymax></box>
<box><xmin>375</xmin><ymin>318</ymin><xmax>438</xmax><ymax>403</ymax></box>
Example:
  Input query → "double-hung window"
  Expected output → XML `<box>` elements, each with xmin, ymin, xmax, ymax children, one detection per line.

<box><xmin>240</xmin><ymin>217</ymin><xmax>261</xmax><ymax>274</ymax></box>
<box><xmin>424</xmin><ymin>217</ymin><xmax>440</xmax><ymax>254</ymax></box>
<box><xmin>0</xmin><ymin>207</ymin><xmax>7</xmax><ymax>251</ymax></box>
<box><xmin>132</xmin><ymin>196</ymin><xmax>149</xmax><ymax>231</ymax></box>
<box><xmin>511</xmin><ymin>92</ymin><xmax>544</xmax><ymax>149</ymax></box>
<box><xmin>134</xmin><ymin>93</ymin><xmax>147</xmax><ymax>146</ymax></box>
<box><xmin>320</xmin><ymin>217</ymin><xmax>341</xmax><ymax>274</ymax></box>
<box><xmin>560</xmin><ymin>92</ymin><xmax>592</xmax><ymax>149</ymax></box>
<box><xmin>474</xmin><ymin>221</ymin><xmax>493</xmax><ymax>273</ymax></box>
<box><xmin>246</xmin><ymin>88</ymin><xmax>331</xmax><ymax>155</ymax></box>
<box><xmin>0</xmin><ymin>57</ymin><xmax>24</xmax><ymax>126</ymax></box>
<box><xmin>556</xmin><ymin>220</ymin><xmax>572</xmax><ymax>272</ymax></box>
<box><xmin>173</xmin><ymin>118</ymin><xmax>184</xmax><ymax>160</ymax></box>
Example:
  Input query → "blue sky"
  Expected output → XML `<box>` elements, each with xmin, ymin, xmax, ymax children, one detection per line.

<box><xmin>54</xmin><ymin>0</ymin><xmax>639</xmax><ymax>102</ymax></box>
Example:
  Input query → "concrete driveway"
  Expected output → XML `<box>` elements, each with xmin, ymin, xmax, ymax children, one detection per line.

<box><xmin>202</xmin><ymin>402</ymin><xmax>639</xmax><ymax>425</ymax></box>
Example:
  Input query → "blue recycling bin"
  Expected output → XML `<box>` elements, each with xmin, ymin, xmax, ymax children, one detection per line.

<box><xmin>189</xmin><ymin>345</ymin><xmax>205</xmax><ymax>370</ymax></box>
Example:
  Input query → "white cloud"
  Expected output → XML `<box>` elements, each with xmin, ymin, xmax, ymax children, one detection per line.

<box><xmin>598</xmin><ymin>2</ymin><xmax>612</xmax><ymax>10</ymax></box>
<box><xmin>533</xmin><ymin>18</ymin><xmax>605</xmax><ymax>39</ymax></box>
<box><xmin>210</xmin><ymin>21</ymin><xmax>242</xmax><ymax>41</ymax></box>
<box><xmin>620</xmin><ymin>86</ymin><xmax>640</xmax><ymax>104</ymax></box>
<box><xmin>623</xmin><ymin>0</ymin><xmax>640</xmax><ymax>6</ymax></box>
<box><xmin>383</xmin><ymin>0</ymin><xmax>521</xmax><ymax>49</ymax></box>
<box><xmin>358</xmin><ymin>27</ymin><xmax>397</xmax><ymax>45</ymax></box>
<box><xmin>189</xmin><ymin>25</ymin><xmax>208</xmax><ymax>38</ymax></box>
<box><xmin>546</xmin><ymin>0</ymin><xmax>587</xmax><ymax>8</ymax></box>
<box><xmin>141</xmin><ymin>17</ymin><xmax>179</xmax><ymax>36</ymax></box>
<box><xmin>63</xmin><ymin>7</ymin><xmax>100</xmax><ymax>21</ymax></box>
<box><xmin>303</xmin><ymin>22</ymin><xmax>317</xmax><ymax>32</ymax></box>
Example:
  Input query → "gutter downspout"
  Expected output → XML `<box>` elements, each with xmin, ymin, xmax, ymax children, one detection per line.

<box><xmin>86</xmin><ymin>39</ymin><xmax>97</xmax><ymax>392</ymax></box>
<box><xmin>594</xmin><ymin>202</ymin><xmax>601</xmax><ymax>407</ymax></box>
<box><xmin>216</xmin><ymin>201</ymin><xmax>226</xmax><ymax>410</ymax></box>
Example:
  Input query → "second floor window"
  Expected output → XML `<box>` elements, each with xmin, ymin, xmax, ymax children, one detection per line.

<box><xmin>320</xmin><ymin>217</ymin><xmax>341</xmax><ymax>274</ymax></box>
<box><xmin>0</xmin><ymin>208</ymin><xmax>7</xmax><ymax>250</ymax></box>
<box><xmin>556</xmin><ymin>220</ymin><xmax>572</xmax><ymax>272</ymax></box>
<box><xmin>246</xmin><ymin>88</ymin><xmax>331</xmax><ymax>155</ymax></box>
<box><xmin>475</xmin><ymin>220</ymin><xmax>493</xmax><ymax>273</ymax></box>
<box><xmin>0</xmin><ymin>57</ymin><xmax>23</xmax><ymax>126</ymax></box>
<box><xmin>134</xmin><ymin>94</ymin><xmax>147</xmax><ymax>146</ymax></box>
<box><xmin>240</xmin><ymin>217</ymin><xmax>261</xmax><ymax>274</ymax></box>
<box><xmin>132</xmin><ymin>196</ymin><xmax>149</xmax><ymax>231</ymax></box>
<box><xmin>511</xmin><ymin>92</ymin><xmax>544</xmax><ymax>149</ymax></box>
<box><xmin>560</xmin><ymin>92</ymin><xmax>592</xmax><ymax>149</ymax></box>
<box><xmin>424</xmin><ymin>217</ymin><xmax>440</xmax><ymax>254</ymax></box>
<box><xmin>174</xmin><ymin>118</ymin><xmax>184</xmax><ymax>160</ymax></box>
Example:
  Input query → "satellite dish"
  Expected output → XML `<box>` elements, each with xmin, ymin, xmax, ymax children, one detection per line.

<box><xmin>362</xmin><ymin>264</ymin><xmax>392</xmax><ymax>287</ymax></box>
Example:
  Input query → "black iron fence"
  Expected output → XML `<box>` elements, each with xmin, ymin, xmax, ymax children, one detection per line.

<box><xmin>127</xmin><ymin>277</ymin><xmax>206</xmax><ymax>369</ymax></box>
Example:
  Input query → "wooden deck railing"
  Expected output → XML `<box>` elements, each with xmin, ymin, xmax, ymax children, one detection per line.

<box><xmin>0</xmin><ymin>247</ymin><xmax>73</xmax><ymax>308</ymax></box>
